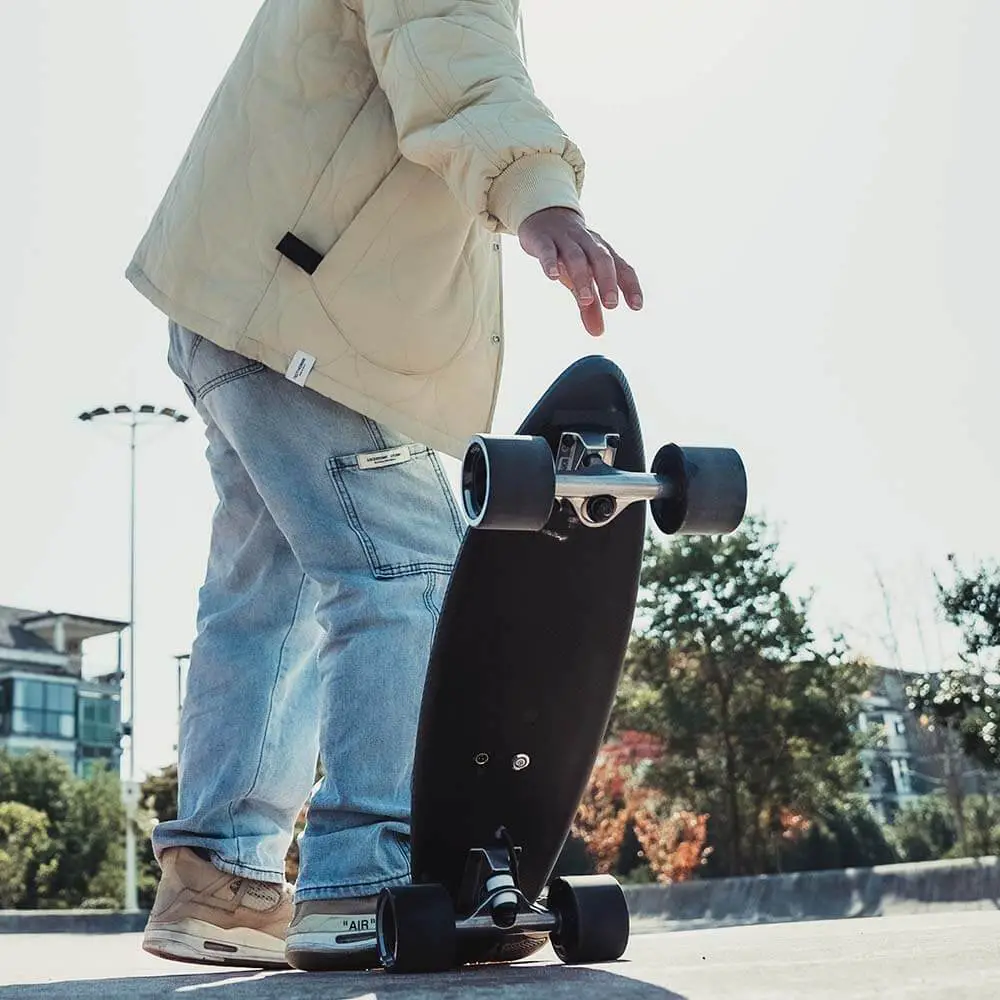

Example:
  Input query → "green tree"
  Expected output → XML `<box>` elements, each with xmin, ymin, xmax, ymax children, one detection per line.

<box><xmin>141</xmin><ymin>764</ymin><xmax>178</xmax><ymax>823</ymax></box>
<box><xmin>0</xmin><ymin>750</ymin><xmax>72</xmax><ymax>828</ymax></box>
<box><xmin>139</xmin><ymin>765</ymin><xmax>178</xmax><ymax>908</ymax></box>
<box><xmin>0</xmin><ymin>750</ymin><xmax>72</xmax><ymax>907</ymax></box>
<box><xmin>939</xmin><ymin>555</ymin><xmax>1000</xmax><ymax>660</ymax></box>
<box><xmin>0</xmin><ymin>750</ymin><xmax>136</xmax><ymax>908</ymax></box>
<box><xmin>908</xmin><ymin>556</ymin><xmax>1000</xmax><ymax>772</ymax></box>
<box><xmin>905</xmin><ymin>557</ymin><xmax>1000</xmax><ymax>852</ymax></box>
<box><xmin>614</xmin><ymin>518</ymin><xmax>871</xmax><ymax>876</ymax></box>
<box><xmin>908</xmin><ymin>671</ymin><xmax>999</xmax><ymax>775</ymax></box>
<box><xmin>891</xmin><ymin>793</ymin><xmax>1000</xmax><ymax>861</ymax></box>
<box><xmin>0</xmin><ymin>803</ymin><xmax>53</xmax><ymax>909</ymax></box>
<box><xmin>781</xmin><ymin>797</ymin><xmax>898</xmax><ymax>872</ymax></box>
<box><xmin>42</xmin><ymin>765</ymin><xmax>126</xmax><ymax>907</ymax></box>
<box><xmin>890</xmin><ymin>795</ymin><xmax>959</xmax><ymax>862</ymax></box>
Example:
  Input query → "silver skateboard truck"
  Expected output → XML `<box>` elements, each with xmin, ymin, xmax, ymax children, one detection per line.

<box><xmin>461</xmin><ymin>431</ymin><xmax>748</xmax><ymax>535</ymax></box>
<box><xmin>376</xmin><ymin>836</ymin><xmax>630</xmax><ymax>972</ymax></box>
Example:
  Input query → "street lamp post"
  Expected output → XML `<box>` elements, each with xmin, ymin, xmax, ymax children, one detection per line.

<box><xmin>79</xmin><ymin>404</ymin><xmax>188</xmax><ymax>913</ymax></box>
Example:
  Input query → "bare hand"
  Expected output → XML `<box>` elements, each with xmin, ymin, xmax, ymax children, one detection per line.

<box><xmin>517</xmin><ymin>207</ymin><xmax>643</xmax><ymax>336</ymax></box>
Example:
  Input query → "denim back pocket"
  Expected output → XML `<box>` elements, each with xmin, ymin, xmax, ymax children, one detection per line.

<box><xmin>328</xmin><ymin>445</ymin><xmax>464</xmax><ymax>579</ymax></box>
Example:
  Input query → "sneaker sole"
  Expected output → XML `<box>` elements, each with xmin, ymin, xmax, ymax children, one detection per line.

<box><xmin>143</xmin><ymin>918</ymin><xmax>288</xmax><ymax>969</ymax></box>
<box><xmin>285</xmin><ymin>932</ymin><xmax>378</xmax><ymax>972</ymax></box>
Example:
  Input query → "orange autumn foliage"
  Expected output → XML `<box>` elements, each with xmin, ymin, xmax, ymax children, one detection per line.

<box><xmin>633</xmin><ymin>809</ymin><xmax>710</xmax><ymax>883</ymax></box>
<box><xmin>572</xmin><ymin>732</ymin><xmax>710</xmax><ymax>884</ymax></box>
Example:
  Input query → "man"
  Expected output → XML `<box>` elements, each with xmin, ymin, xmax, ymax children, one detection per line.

<box><xmin>128</xmin><ymin>0</ymin><xmax>642</xmax><ymax>972</ymax></box>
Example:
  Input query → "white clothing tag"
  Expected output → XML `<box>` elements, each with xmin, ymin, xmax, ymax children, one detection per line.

<box><xmin>285</xmin><ymin>350</ymin><xmax>316</xmax><ymax>386</ymax></box>
<box><xmin>357</xmin><ymin>446</ymin><xmax>412</xmax><ymax>470</ymax></box>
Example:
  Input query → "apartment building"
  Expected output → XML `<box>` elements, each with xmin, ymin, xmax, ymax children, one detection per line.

<box><xmin>856</xmin><ymin>666</ymin><xmax>958</xmax><ymax>822</ymax></box>
<box><xmin>0</xmin><ymin>605</ymin><xmax>126</xmax><ymax>778</ymax></box>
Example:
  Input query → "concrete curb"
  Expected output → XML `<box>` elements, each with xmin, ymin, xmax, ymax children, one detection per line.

<box><xmin>3</xmin><ymin>857</ymin><xmax>997</xmax><ymax>934</ymax></box>
<box><xmin>0</xmin><ymin>910</ymin><xmax>149</xmax><ymax>934</ymax></box>
<box><xmin>623</xmin><ymin>855</ymin><xmax>1000</xmax><ymax>931</ymax></box>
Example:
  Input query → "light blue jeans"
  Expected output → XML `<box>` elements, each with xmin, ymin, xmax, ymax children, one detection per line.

<box><xmin>153</xmin><ymin>322</ymin><xmax>464</xmax><ymax>900</ymax></box>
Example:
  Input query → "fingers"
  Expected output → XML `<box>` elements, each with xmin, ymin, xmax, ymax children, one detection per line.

<box><xmin>554</xmin><ymin>234</ymin><xmax>622</xmax><ymax>337</ymax></box>
<box><xmin>557</xmin><ymin>233</ymin><xmax>642</xmax><ymax>317</ymax></box>
<box><xmin>518</xmin><ymin>208</ymin><xmax>642</xmax><ymax>336</ymax></box>
<box><xmin>534</xmin><ymin>237</ymin><xmax>560</xmax><ymax>281</ymax></box>
<box><xmin>591</xmin><ymin>232</ymin><xmax>643</xmax><ymax>311</ymax></box>
<box><xmin>610</xmin><ymin>248</ymin><xmax>644</xmax><ymax>311</ymax></box>
<box><xmin>582</xmin><ymin>235</ymin><xmax>620</xmax><ymax>310</ymax></box>
<box><xmin>580</xmin><ymin>297</ymin><xmax>606</xmax><ymax>337</ymax></box>
<box><xmin>557</xmin><ymin>261</ymin><xmax>605</xmax><ymax>337</ymax></box>
<box><xmin>557</xmin><ymin>241</ymin><xmax>597</xmax><ymax>309</ymax></box>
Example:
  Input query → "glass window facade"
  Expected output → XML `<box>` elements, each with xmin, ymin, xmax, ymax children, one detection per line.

<box><xmin>1</xmin><ymin>676</ymin><xmax>121</xmax><ymax>779</ymax></box>
<box><xmin>0</xmin><ymin>679</ymin><xmax>11</xmax><ymax>737</ymax></box>
<box><xmin>79</xmin><ymin>696</ymin><xmax>120</xmax><ymax>747</ymax></box>
<box><xmin>1</xmin><ymin>678</ymin><xmax>78</xmax><ymax>740</ymax></box>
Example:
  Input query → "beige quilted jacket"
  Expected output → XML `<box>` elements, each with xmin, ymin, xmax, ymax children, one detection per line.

<box><xmin>127</xmin><ymin>0</ymin><xmax>584</xmax><ymax>457</ymax></box>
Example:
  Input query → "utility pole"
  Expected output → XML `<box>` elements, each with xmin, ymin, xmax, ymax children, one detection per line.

<box><xmin>79</xmin><ymin>404</ymin><xmax>188</xmax><ymax>912</ymax></box>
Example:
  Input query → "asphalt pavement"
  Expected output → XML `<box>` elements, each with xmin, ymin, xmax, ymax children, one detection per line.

<box><xmin>1</xmin><ymin>911</ymin><xmax>998</xmax><ymax>999</ymax></box>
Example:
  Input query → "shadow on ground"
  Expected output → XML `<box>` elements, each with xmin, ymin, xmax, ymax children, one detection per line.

<box><xmin>0</xmin><ymin>962</ymin><xmax>685</xmax><ymax>1000</ymax></box>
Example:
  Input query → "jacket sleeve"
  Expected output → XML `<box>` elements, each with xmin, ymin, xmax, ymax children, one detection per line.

<box><xmin>346</xmin><ymin>0</ymin><xmax>584</xmax><ymax>234</ymax></box>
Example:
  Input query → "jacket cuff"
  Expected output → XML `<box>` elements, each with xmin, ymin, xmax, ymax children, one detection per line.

<box><xmin>488</xmin><ymin>154</ymin><xmax>583</xmax><ymax>234</ymax></box>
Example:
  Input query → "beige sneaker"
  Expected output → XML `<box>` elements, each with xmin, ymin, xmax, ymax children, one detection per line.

<box><xmin>283</xmin><ymin>897</ymin><xmax>549</xmax><ymax>971</ymax></box>
<box><xmin>142</xmin><ymin>847</ymin><xmax>292</xmax><ymax>968</ymax></box>
<box><xmin>284</xmin><ymin>897</ymin><xmax>379</xmax><ymax>971</ymax></box>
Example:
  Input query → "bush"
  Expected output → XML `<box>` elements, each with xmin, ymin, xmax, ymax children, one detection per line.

<box><xmin>0</xmin><ymin>802</ymin><xmax>53</xmax><ymax>909</ymax></box>
<box><xmin>0</xmin><ymin>750</ymin><xmax>144</xmax><ymax>909</ymax></box>
<box><xmin>79</xmin><ymin>896</ymin><xmax>122</xmax><ymax>910</ymax></box>
<box><xmin>890</xmin><ymin>797</ymin><xmax>958</xmax><ymax>862</ymax></box>
<box><xmin>46</xmin><ymin>765</ymin><xmax>127</xmax><ymax>907</ymax></box>
<box><xmin>962</xmin><ymin>795</ymin><xmax>1000</xmax><ymax>857</ymax></box>
<box><xmin>779</xmin><ymin>798</ymin><xmax>899</xmax><ymax>873</ymax></box>
<box><xmin>890</xmin><ymin>794</ymin><xmax>1000</xmax><ymax>862</ymax></box>
<box><xmin>571</xmin><ymin>743</ymin><xmax>710</xmax><ymax>884</ymax></box>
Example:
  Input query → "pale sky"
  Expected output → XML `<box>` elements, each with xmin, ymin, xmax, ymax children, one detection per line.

<box><xmin>1</xmin><ymin>1</ymin><xmax>997</xmax><ymax>778</ymax></box>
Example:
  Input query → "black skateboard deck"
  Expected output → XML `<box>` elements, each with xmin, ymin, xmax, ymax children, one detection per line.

<box><xmin>413</xmin><ymin>357</ymin><xmax>644</xmax><ymax>936</ymax></box>
<box><xmin>375</xmin><ymin>356</ymin><xmax>747</xmax><ymax>973</ymax></box>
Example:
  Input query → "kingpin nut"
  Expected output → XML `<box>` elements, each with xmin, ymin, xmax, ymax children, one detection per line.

<box><xmin>585</xmin><ymin>496</ymin><xmax>617</xmax><ymax>523</ymax></box>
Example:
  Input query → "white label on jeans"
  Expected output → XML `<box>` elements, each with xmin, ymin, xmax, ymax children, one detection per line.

<box><xmin>357</xmin><ymin>446</ymin><xmax>411</xmax><ymax>470</ymax></box>
<box><xmin>285</xmin><ymin>350</ymin><xmax>316</xmax><ymax>386</ymax></box>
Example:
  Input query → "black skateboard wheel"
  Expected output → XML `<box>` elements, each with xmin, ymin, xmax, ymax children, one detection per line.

<box><xmin>650</xmin><ymin>444</ymin><xmax>747</xmax><ymax>535</ymax></box>
<box><xmin>377</xmin><ymin>883</ymin><xmax>457</xmax><ymax>973</ymax></box>
<box><xmin>461</xmin><ymin>435</ymin><xmax>556</xmax><ymax>531</ymax></box>
<box><xmin>548</xmin><ymin>874</ymin><xmax>630</xmax><ymax>965</ymax></box>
